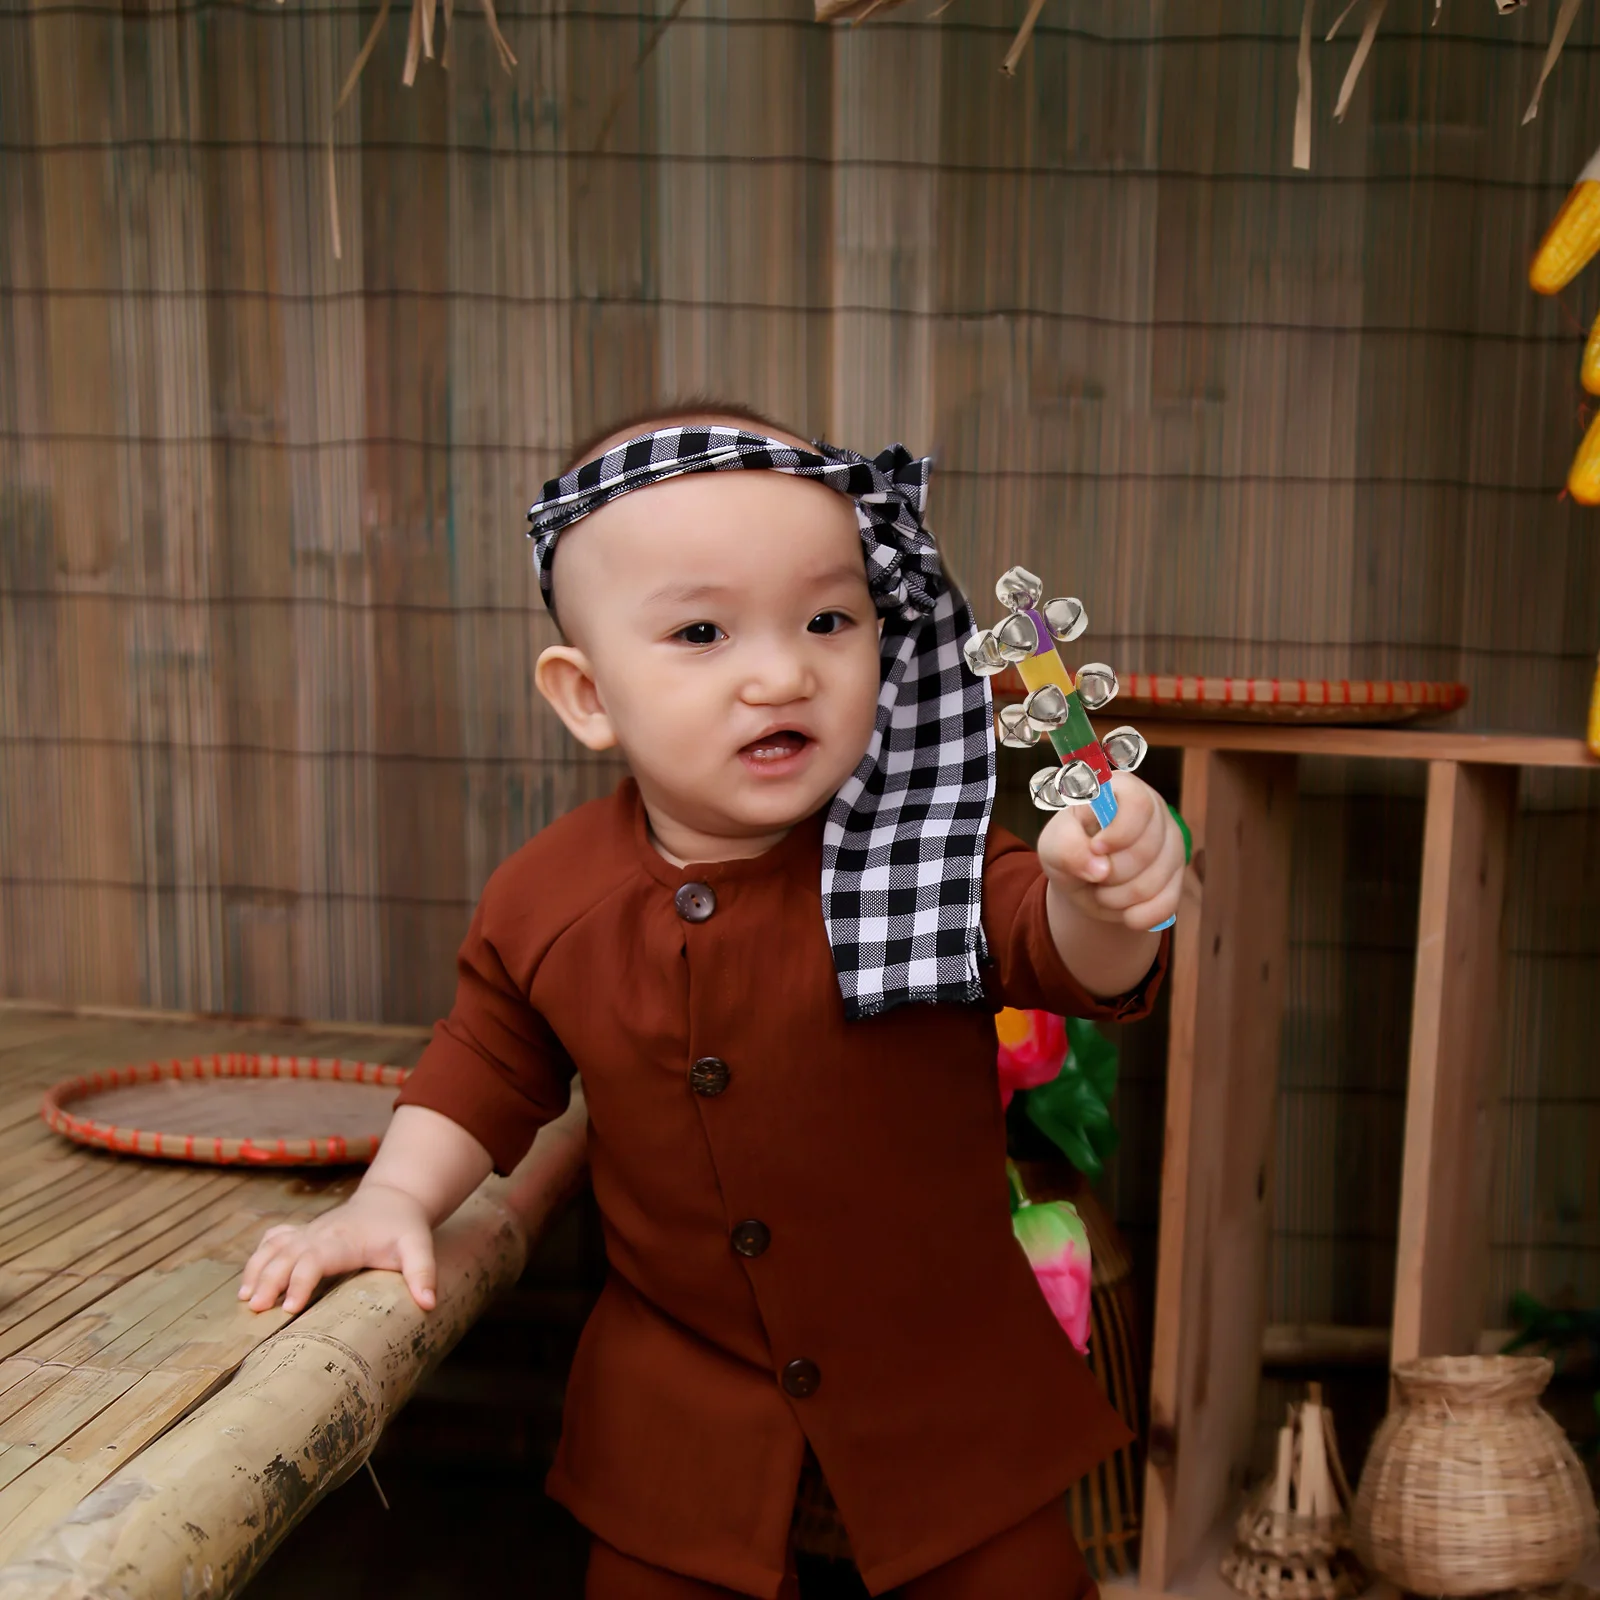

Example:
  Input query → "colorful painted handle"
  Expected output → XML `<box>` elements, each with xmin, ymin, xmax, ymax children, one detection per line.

<box><xmin>1009</xmin><ymin>613</ymin><xmax>1176</xmax><ymax>933</ymax></box>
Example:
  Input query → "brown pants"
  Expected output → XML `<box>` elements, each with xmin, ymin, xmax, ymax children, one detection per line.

<box><xmin>585</xmin><ymin>1497</ymin><xmax>1097</xmax><ymax>1600</ymax></box>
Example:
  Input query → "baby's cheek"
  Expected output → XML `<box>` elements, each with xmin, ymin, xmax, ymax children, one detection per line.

<box><xmin>841</xmin><ymin>647</ymin><xmax>883</xmax><ymax>734</ymax></box>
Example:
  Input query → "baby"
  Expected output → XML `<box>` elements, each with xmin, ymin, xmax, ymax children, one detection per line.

<box><xmin>240</xmin><ymin>404</ymin><xmax>1185</xmax><ymax>1600</ymax></box>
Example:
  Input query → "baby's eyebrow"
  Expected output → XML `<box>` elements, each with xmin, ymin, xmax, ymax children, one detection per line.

<box><xmin>640</xmin><ymin>581</ymin><xmax>733</xmax><ymax>609</ymax></box>
<box><xmin>805</xmin><ymin>562</ymin><xmax>873</xmax><ymax>591</ymax></box>
<box><xmin>640</xmin><ymin>564</ymin><xmax>868</xmax><ymax>611</ymax></box>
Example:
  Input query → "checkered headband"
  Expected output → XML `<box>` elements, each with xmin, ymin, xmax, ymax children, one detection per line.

<box><xmin>527</xmin><ymin>426</ymin><xmax>996</xmax><ymax>1019</ymax></box>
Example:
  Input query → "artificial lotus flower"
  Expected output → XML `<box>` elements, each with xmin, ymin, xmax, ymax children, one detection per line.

<box><xmin>995</xmin><ymin>1006</ymin><xmax>1068</xmax><ymax>1109</ymax></box>
<box><xmin>1011</xmin><ymin>1190</ymin><xmax>1092</xmax><ymax>1354</ymax></box>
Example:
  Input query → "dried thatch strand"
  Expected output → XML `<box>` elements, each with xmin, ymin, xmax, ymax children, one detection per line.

<box><xmin>814</xmin><ymin>0</ymin><xmax>910</xmax><ymax>19</ymax></box>
<box><xmin>1523</xmin><ymin>0</ymin><xmax>1585</xmax><ymax>122</ymax></box>
<box><xmin>1351</xmin><ymin>1356</ymin><xmax>1599</xmax><ymax>1597</ymax></box>
<box><xmin>1332</xmin><ymin>0</ymin><xmax>1387</xmax><ymax>121</ymax></box>
<box><xmin>815</xmin><ymin>0</ymin><xmax>1049</xmax><ymax>78</ymax></box>
<box><xmin>1000</xmin><ymin>0</ymin><xmax>1049</xmax><ymax>75</ymax></box>
<box><xmin>322</xmin><ymin>0</ymin><xmax>516</xmax><ymax>259</ymax></box>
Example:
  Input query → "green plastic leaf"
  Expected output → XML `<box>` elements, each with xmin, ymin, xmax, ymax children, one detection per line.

<box><xmin>1025</xmin><ymin>1086</ymin><xmax>1103</xmax><ymax>1181</ymax></box>
<box><xmin>1067</xmin><ymin>1018</ymin><xmax>1119</xmax><ymax>1103</ymax></box>
<box><xmin>1019</xmin><ymin>1018</ymin><xmax>1122</xmax><ymax>1177</ymax></box>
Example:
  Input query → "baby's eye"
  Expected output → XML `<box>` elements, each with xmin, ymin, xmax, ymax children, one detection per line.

<box><xmin>806</xmin><ymin>611</ymin><xmax>851</xmax><ymax>635</ymax></box>
<box><xmin>674</xmin><ymin>621</ymin><xmax>725</xmax><ymax>647</ymax></box>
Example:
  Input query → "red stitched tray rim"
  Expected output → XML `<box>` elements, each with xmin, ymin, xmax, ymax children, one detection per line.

<box><xmin>40</xmin><ymin>1053</ymin><xmax>411</xmax><ymax>1167</ymax></box>
<box><xmin>994</xmin><ymin>671</ymin><xmax>1469</xmax><ymax>720</ymax></box>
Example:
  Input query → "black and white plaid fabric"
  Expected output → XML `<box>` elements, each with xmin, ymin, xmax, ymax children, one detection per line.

<box><xmin>527</xmin><ymin>426</ymin><xmax>995</xmax><ymax>1019</ymax></box>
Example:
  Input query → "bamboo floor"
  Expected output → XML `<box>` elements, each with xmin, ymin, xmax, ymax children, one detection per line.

<box><xmin>0</xmin><ymin>1003</ymin><xmax>555</xmax><ymax>1597</ymax></box>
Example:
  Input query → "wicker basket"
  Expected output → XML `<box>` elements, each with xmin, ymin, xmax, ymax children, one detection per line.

<box><xmin>1352</xmin><ymin>1355</ymin><xmax>1599</xmax><ymax>1596</ymax></box>
<box><xmin>1014</xmin><ymin>1161</ymin><xmax>1147</xmax><ymax>1580</ymax></box>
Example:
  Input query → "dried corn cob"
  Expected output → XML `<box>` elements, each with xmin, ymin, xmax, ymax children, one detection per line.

<box><xmin>1530</xmin><ymin>143</ymin><xmax>1600</xmax><ymax>295</ymax></box>
<box><xmin>1589</xmin><ymin>653</ymin><xmax>1600</xmax><ymax>758</ymax></box>
<box><xmin>1584</xmin><ymin>306</ymin><xmax>1600</xmax><ymax>397</ymax></box>
<box><xmin>1570</xmin><ymin>408</ymin><xmax>1600</xmax><ymax>506</ymax></box>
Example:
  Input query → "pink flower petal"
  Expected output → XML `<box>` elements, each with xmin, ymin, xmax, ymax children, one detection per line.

<box><xmin>1011</xmin><ymin>1201</ymin><xmax>1093</xmax><ymax>1354</ymax></box>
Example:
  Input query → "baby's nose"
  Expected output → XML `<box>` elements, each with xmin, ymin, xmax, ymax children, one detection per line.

<box><xmin>742</xmin><ymin>643</ymin><xmax>812</xmax><ymax>702</ymax></box>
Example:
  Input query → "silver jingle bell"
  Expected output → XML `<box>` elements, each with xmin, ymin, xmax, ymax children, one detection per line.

<box><xmin>997</xmin><ymin>704</ymin><xmax>1041</xmax><ymax>748</ymax></box>
<box><xmin>962</xmin><ymin>629</ymin><xmax>1009</xmax><ymax>678</ymax></box>
<box><xmin>1102</xmin><ymin>725</ymin><xmax>1148</xmax><ymax>772</ymax></box>
<box><xmin>1058</xmin><ymin>759</ymin><xmax>1102</xmax><ymax>803</ymax></box>
<box><xmin>993</xmin><ymin>611</ymin><xmax>1040</xmax><ymax>663</ymax></box>
<box><xmin>995</xmin><ymin>565</ymin><xmax>1044</xmax><ymax>613</ymax></box>
<box><xmin>1029</xmin><ymin>767</ymin><xmax>1071</xmax><ymax>811</ymax></box>
<box><xmin>1074</xmin><ymin>662</ymin><xmax>1119</xmax><ymax>712</ymax></box>
<box><xmin>1042</xmin><ymin>595</ymin><xmax>1087</xmax><ymax>644</ymax></box>
<box><xmin>1022</xmin><ymin>684</ymin><xmax>1069</xmax><ymax>730</ymax></box>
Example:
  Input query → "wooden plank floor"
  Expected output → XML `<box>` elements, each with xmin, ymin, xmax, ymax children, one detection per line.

<box><xmin>0</xmin><ymin>1005</ymin><xmax>428</xmax><ymax>1564</ymax></box>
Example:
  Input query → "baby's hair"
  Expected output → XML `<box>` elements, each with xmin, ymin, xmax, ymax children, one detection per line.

<box><xmin>545</xmin><ymin>397</ymin><xmax>810</xmax><ymax>633</ymax></box>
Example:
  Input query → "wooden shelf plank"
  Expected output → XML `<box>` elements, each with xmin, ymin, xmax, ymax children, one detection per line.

<box><xmin>1391</xmin><ymin>761</ymin><xmax>1516</xmax><ymax>1369</ymax></box>
<box><xmin>1109</xmin><ymin>722</ymin><xmax>1596</xmax><ymax>768</ymax></box>
<box><xmin>1140</xmin><ymin>750</ymin><xmax>1297</xmax><ymax>1592</ymax></box>
<box><xmin>1260</xmin><ymin>1323</ymin><xmax>1515</xmax><ymax>1368</ymax></box>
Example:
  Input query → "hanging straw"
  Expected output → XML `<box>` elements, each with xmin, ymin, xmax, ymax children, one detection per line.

<box><xmin>1001</xmin><ymin>0</ymin><xmax>1049</xmax><ymax>75</ymax></box>
<box><xmin>1332</xmin><ymin>0</ymin><xmax>1386</xmax><ymax>121</ymax></box>
<box><xmin>588</xmin><ymin>0</ymin><xmax>691</xmax><ymax>156</ymax></box>
<box><xmin>814</xmin><ymin>0</ymin><xmax>910</xmax><ymax>17</ymax></box>
<box><xmin>325</xmin><ymin>0</ymin><xmax>392</xmax><ymax>263</ymax></box>
<box><xmin>1522</xmin><ymin>0</ymin><xmax>1585</xmax><ymax>123</ymax></box>
<box><xmin>321</xmin><ymin>0</ymin><xmax>516</xmax><ymax>260</ymax></box>
<box><xmin>1293</xmin><ymin>0</ymin><xmax>1315</xmax><ymax>170</ymax></box>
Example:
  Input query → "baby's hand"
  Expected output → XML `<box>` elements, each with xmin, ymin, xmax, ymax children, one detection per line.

<box><xmin>1037</xmin><ymin>772</ymin><xmax>1184</xmax><ymax>932</ymax></box>
<box><xmin>238</xmin><ymin>1183</ymin><xmax>437</xmax><ymax>1315</ymax></box>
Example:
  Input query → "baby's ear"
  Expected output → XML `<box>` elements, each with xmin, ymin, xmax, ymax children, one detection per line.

<box><xmin>535</xmin><ymin>646</ymin><xmax>617</xmax><ymax>751</ymax></box>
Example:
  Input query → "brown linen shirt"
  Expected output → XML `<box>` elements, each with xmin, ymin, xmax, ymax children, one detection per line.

<box><xmin>398</xmin><ymin>779</ymin><xmax>1167</xmax><ymax>1598</ymax></box>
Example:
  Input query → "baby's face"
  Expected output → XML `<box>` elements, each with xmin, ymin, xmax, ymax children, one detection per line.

<box><xmin>539</xmin><ymin>466</ymin><xmax>882</xmax><ymax>853</ymax></box>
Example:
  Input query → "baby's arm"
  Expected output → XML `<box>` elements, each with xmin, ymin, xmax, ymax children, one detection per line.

<box><xmin>238</xmin><ymin>1105</ymin><xmax>493</xmax><ymax>1315</ymax></box>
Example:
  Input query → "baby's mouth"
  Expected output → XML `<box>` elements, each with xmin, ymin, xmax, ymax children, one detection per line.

<box><xmin>739</xmin><ymin>730</ymin><xmax>812</xmax><ymax>764</ymax></box>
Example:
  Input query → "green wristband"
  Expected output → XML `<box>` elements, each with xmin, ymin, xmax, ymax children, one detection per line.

<box><xmin>1167</xmin><ymin>803</ymin><xmax>1193</xmax><ymax>865</ymax></box>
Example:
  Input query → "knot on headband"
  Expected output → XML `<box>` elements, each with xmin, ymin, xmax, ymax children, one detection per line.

<box><xmin>525</xmin><ymin>426</ymin><xmax>996</xmax><ymax>1020</ymax></box>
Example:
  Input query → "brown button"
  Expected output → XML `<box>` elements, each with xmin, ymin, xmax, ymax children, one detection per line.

<box><xmin>731</xmin><ymin>1220</ymin><xmax>770</xmax><ymax>1259</ymax></box>
<box><xmin>781</xmin><ymin>1358</ymin><xmax>821</xmax><ymax>1399</ymax></box>
<box><xmin>674</xmin><ymin>882</ymin><xmax>716</xmax><ymax>923</ymax></box>
<box><xmin>689</xmin><ymin>1057</ymin><xmax>731</xmax><ymax>1097</ymax></box>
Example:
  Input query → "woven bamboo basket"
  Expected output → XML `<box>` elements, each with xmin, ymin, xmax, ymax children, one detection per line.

<box><xmin>1222</xmin><ymin>1384</ymin><xmax>1366</xmax><ymax>1600</ymax></box>
<box><xmin>1351</xmin><ymin>1356</ymin><xmax>1599</xmax><ymax>1597</ymax></box>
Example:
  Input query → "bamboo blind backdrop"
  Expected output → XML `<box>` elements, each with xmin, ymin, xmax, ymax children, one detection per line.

<box><xmin>1</xmin><ymin>1</ymin><xmax>1597</xmax><ymax>1348</ymax></box>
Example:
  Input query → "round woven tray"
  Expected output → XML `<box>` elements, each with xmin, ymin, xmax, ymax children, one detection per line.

<box><xmin>995</xmin><ymin>671</ymin><xmax>1468</xmax><ymax>724</ymax></box>
<box><xmin>41</xmin><ymin>1054</ymin><xmax>411</xmax><ymax>1166</ymax></box>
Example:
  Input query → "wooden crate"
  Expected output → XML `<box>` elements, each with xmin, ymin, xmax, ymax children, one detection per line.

<box><xmin>1120</xmin><ymin>722</ymin><xmax>1599</xmax><ymax>1600</ymax></box>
